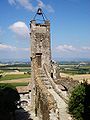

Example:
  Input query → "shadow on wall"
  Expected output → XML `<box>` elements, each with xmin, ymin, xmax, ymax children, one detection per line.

<box><xmin>15</xmin><ymin>108</ymin><xmax>33</xmax><ymax>120</ymax></box>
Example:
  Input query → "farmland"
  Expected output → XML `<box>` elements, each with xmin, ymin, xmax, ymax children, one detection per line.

<box><xmin>59</xmin><ymin>61</ymin><xmax>90</xmax><ymax>83</ymax></box>
<box><xmin>0</xmin><ymin>63</ymin><xmax>31</xmax><ymax>86</ymax></box>
<box><xmin>59</xmin><ymin>62</ymin><xmax>90</xmax><ymax>75</ymax></box>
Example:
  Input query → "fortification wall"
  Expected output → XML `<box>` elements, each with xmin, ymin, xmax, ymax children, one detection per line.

<box><xmin>35</xmin><ymin>77</ymin><xmax>59</xmax><ymax>120</ymax></box>
<box><xmin>43</xmin><ymin>64</ymin><xmax>69</xmax><ymax>103</ymax></box>
<box><xmin>34</xmin><ymin>71</ymin><xmax>60</xmax><ymax>120</ymax></box>
<box><xmin>32</xmin><ymin>58</ymin><xmax>60</xmax><ymax>120</ymax></box>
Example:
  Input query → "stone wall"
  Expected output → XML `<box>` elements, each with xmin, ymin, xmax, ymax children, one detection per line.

<box><xmin>55</xmin><ymin>77</ymin><xmax>79</xmax><ymax>94</ymax></box>
<box><xmin>34</xmin><ymin>68</ymin><xmax>59</xmax><ymax>120</ymax></box>
<box><xmin>43</xmin><ymin>64</ymin><xmax>69</xmax><ymax>103</ymax></box>
<box><xmin>30</xmin><ymin>12</ymin><xmax>60</xmax><ymax>120</ymax></box>
<box><xmin>30</xmin><ymin>20</ymin><xmax>51</xmax><ymax>72</ymax></box>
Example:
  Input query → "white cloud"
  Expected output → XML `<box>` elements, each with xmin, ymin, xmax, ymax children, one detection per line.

<box><xmin>55</xmin><ymin>44</ymin><xmax>90</xmax><ymax>54</ymax></box>
<box><xmin>8</xmin><ymin>0</ymin><xmax>16</xmax><ymax>5</ymax></box>
<box><xmin>9</xmin><ymin>21</ymin><xmax>29</xmax><ymax>40</ymax></box>
<box><xmin>56</xmin><ymin>44</ymin><xmax>77</xmax><ymax>52</ymax></box>
<box><xmin>0</xmin><ymin>44</ymin><xmax>29</xmax><ymax>51</ymax></box>
<box><xmin>46</xmin><ymin>5</ymin><xmax>54</xmax><ymax>13</ymax></box>
<box><xmin>37</xmin><ymin>0</ymin><xmax>54</xmax><ymax>12</ymax></box>
<box><xmin>37</xmin><ymin>0</ymin><xmax>44</xmax><ymax>8</ymax></box>
<box><xmin>17</xmin><ymin>0</ymin><xmax>34</xmax><ymax>11</ymax></box>
<box><xmin>0</xmin><ymin>44</ymin><xmax>30</xmax><ymax>60</ymax></box>
<box><xmin>82</xmin><ymin>47</ymin><xmax>90</xmax><ymax>50</ymax></box>
<box><xmin>8</xmin><ymin>0</ymin><xmax>54</xmax><ymax>12</ymax></box>
<box><xmin>0</xmin><ymin>44</ymin><xmax>17</xmax><ymax>51</ymax></box>
<box><xmin>19</xmin><ymin>47</ymin><xmax>29</xmax><ymax>51</ymax></box>
<box><xmin>53</xmin><ymin>44</ymin><xmax>90</xmax><ymax>60</ymax></box>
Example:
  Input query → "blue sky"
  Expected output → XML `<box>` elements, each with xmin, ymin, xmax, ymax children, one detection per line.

<box><xmin>0</xmin><ymin>0</ymin><xmax>90</xmax><ymax>61</ymax></box>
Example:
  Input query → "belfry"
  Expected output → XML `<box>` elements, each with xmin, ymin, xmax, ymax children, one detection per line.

<box><xmin>30</xmin><ymin>8</ymin><xmax>51</xmax><ymax>73</ymax></box>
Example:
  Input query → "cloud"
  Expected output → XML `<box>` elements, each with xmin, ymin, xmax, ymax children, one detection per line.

<box><xmin>8</xmin><ymin>0</ymin><xmax>54</xmax><ymax>12</ymax></box>
<box><xmin>52</xmin><ymin>44</ymin><xmax>90</xmax><ymax>60</ymax></box>
<box><xmin>37</xmin><ymin>0</ymin><xmax>54</xmax><ymax>12</ymax></box>
<box><xmin>0</xmin><ymin>44</ymin><xmax>17</xmax><ymax>51</ymax></box>
<box><xmin>0</xmin><ymin>43</ymin><xmax>30</xmax><ymax>60</ymax></box>
<box><xmin>8</xmin><ymin>0</ymin><xmax>16</xmax><ymax>5</ymax></box>
<box><xmin>17</xmin><ymin>0</ymin><xmax>35</xmax><ymax>11</ymax></box>
<box><xmin>82</xmin><ymin>46</ymin><xmax>90</xmax><ymax>50</ymax></box>
<box><xmin>56</xmin><ymin>44</ymin><xmax>77</xmax><ymax>52</ymax></box>
<box><xmin>9</xmin><ymin>21</ymin><xmax>29</xmax><ymax>40</ymax></box>
<box><xmin>46</xmin><ymin>5</ymin><xmax>54</xmax><ymax>13</ymax></box>
<box><xmin>55</xmin><ymin>44</ymin><xmax>90</xmax><ymax>54</ymax></box>
<box><xmin>0</xmin><ymin>44</ymin><xmax>29</xmax><ymax>51</ymax></box>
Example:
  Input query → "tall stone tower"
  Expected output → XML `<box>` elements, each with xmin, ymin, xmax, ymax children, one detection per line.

<box><xmin>30</xmin><ymin>8</ymin><xmax>51</xmax><ymax>72</ymax></box>
<box><xmin>30</xmin><ymin>8</ymin><xmax>51</xmax><ymax>110</ymax></box>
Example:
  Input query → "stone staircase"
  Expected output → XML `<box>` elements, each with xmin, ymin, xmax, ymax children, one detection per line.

<box><xmin>40</xmin><ymin>66</ymin><xmax>73</xmax><ymax>120</ymax></box>
<box><xmin>39</xmin><ymin>68</ymin><xmax>52</xmax><ymax>89</ymax></box>
<box><xmin>31</xmin><ymin>65</ymin><xmax>73</xmax><ymax>120</ymax></box>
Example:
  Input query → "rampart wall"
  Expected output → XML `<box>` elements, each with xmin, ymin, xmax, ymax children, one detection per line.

<box><xmin>34</xmin><ymin>64</ymin><xmax>60</xmax><ymax>120</ymax></box>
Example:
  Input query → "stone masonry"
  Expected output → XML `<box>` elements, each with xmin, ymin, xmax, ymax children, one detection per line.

<box><xmin>30</xmin><ymin>20</ymin><xmax>51</xmax><ymax>72</ymax></box>
<box><xmin>30</xmin><ymin>8</ymin><xmax>52</xmax><ymax>114</ymax></box>
<box><xmin>30</xmin><ymin>8</ymin><xmax>73</xmax><ymax>120</ymax></box>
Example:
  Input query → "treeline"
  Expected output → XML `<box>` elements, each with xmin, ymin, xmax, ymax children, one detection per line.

<box><xmin>60</xmin><ymin>68</ymin><xmax>90</xmax><ymax>74</ymax></box>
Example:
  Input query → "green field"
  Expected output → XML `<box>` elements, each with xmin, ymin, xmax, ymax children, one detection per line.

<box><xmin>0</xmin><ymin>63</ymin><xmax>31</xmax><ymax>72</ymax></box>
<box><xmin>60</xmin><ymin>64</ymin><xmax>90</xmax><ymax>75</ymax></box>
<box><xmin>0</xmin><ymin>63</ymin><xmax>31</xmax><ymax>82</ymax></box>
<box><xmin>0</xmin><ymin>82</ymin><xmax>29</xmax><ymax>87</ymax></box>
<box><xmin>0</xmin><ymin>66</ymin><xmax>31</xmax><ymax>72</ymax></box>
<box><xmin>0</xmin><ymin>74</ymin><xmax>31</xmax><ymax>81</ymax></box>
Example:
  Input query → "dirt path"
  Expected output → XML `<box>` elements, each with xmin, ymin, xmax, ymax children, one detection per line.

<box><xmin>0</xmin><ymin>78</ymin><xmax>31</xmax><ymax>83</ymax></box>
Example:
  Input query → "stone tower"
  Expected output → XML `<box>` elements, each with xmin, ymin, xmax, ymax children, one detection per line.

<box><xmin>30</xmin><ymin>8</ymin><xmax>51</xmax><ymax>111</ymax></box>
<box><xmin>30</xmin><ymin>8</ymin><xmax>51</xmax><ymax>72</ymax></box>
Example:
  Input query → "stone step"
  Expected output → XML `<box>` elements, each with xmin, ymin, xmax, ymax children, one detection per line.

<box><xmin>39</xmin><ymin>75</ymin><xmax>46</xmax><ymax>77</ymax></box>
<box><xmin>44</xmin><ymin>81</ymin><xmax>50</xmax><ymax>85</ymax></box>
<box><xmin>45</xmin><ymin>85</ymin><xmax>52</xmax><ymax>89</ymax></box>
<box><xmin>43</xmin><ymin>77</ymin><xmax>48</xmax><ymax>81</ymax></box>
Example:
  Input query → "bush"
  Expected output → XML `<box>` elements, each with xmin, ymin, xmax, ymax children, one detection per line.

<box><xmin>0</xmin><ymin>84</ymin><xmax>20</xmax><ymax>120</ymax></box>
<box><xmin>68</xmin><ymin>81</ymin><xmax>90</xmax><ymax>120</ymax></box>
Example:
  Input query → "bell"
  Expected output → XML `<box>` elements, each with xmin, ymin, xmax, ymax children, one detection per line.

<box><xmin>37</xmin><ymin>8</ymin><xmax>42</xmax><ymax>15</ymax></box>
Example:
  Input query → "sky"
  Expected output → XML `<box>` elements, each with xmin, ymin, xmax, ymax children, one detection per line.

<box><xmin>0</xmin><ymin>0</ymin><xmax>90</xmax><ymax>61</ymax></box>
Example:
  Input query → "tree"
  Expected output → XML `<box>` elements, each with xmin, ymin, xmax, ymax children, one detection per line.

<box><xmin>0</xmin><ymin>83</ymin><xmax>20</xmax><ymax>120</ymax></box>
<box><xmin>68</xmin><ymin>81</ymin><xmax>90</xmax><ymax>120</ymax></box>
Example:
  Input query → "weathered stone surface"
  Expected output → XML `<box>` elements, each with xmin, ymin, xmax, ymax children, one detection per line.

<box><xmin>30</xmin><ymin>20</ymin><xmax>51</xmax><ymax>72</ymax></box>
<box><xmin>30</xmin><ymin>18</ymin><xmax>60</xmax><ymax>120</ymax></box>
<box><xmin>30</xmin><ymin>10</ymin><xmax>73</xmax><ymax>120</ymax></box>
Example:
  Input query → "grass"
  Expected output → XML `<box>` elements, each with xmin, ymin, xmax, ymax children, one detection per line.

<box><xmin>0</xmin><ymin>66</ymin><xmax>31</xmax><ymax>73</ymax></box>
<box><xmin>0</xmin><ymin>74</ymin><xmax>31</xmax><ymax>81</ymax></box>
<box><xmin>0</xmin><ymin>82</ymin><xmax>29</xmax><ymax>87</ymax></box>
<box><xmin>60</xmin><ymin>65</ymin><xmax>90</xmax><ymax>75</ymax></box>
<box><xmin>11</xmin><ymin>82</ymin><xmax>29</xmax><ymax>87</ymax></box>
<box><xmin>0</xmin><ymin>70</ymin><xmax>3</xmax><ymax>74</ymax></box>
